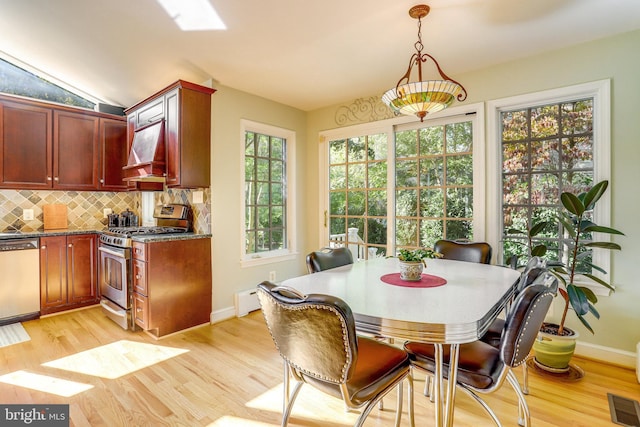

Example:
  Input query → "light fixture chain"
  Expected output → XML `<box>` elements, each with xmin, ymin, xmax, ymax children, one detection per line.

<box><xmin>414</xmin><ymin>18</ymin><xmax>424</xmax><ymax>55</ymax></box>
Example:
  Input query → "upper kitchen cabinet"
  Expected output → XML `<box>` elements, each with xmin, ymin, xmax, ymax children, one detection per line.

<box><xmin>98</xmin><ymin>118</ymin><xmax>128</xmax><ymax>191</ymax></box>
<box><xmin>124</xmin><ymin>80</ymin><xmax>215</xmax><ymax>188</ymax></box>
<box><xmin>53</xmin><ymin>110</ymin><xmax>100</xmax><ymax>190</ymax></box>
<box><xmin>0</xmin><ymin>96</ymin><xmax>52</xmax><ymax>189</ymax></box>
<box><xmin>0</xmin><ymin>93</ymin><xmax>128</xmax><ymax>191</ymax></box>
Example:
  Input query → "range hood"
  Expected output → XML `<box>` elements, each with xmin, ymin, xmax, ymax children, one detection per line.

<box><xmin>123</xmin><ymin>120</ymin><xmax>166</xmax><ymax>182</ymax></box>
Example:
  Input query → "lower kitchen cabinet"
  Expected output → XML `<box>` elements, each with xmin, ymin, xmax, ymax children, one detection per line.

<box><xmin>40</xmin><ymin>234</ymin><xmax>99</xmax><ymax>315</ymax></box>
<box><xmin>132</xmin><ymin>237</ymin><xmax>212</xmax><ymax>337</ymax></box>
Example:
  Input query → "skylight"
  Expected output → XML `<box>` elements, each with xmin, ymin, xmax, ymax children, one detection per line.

<box><xmin>156</xmin><ymin>0</ymin><xmax>226</xmax><ymax>31</ymax></box>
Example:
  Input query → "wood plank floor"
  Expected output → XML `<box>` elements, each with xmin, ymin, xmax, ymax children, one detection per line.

<box><xmin>0</xmin><ymin>306</ymin><xmax>638</xmax><ymax>426</ymax></box>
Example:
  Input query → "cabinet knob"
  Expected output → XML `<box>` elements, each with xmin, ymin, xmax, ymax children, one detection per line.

<box><xmin>46</xmin><ymin>177</ymin><xmax>52</xmax><ymax>181</ymax></box>
<box><xmin>68</xmin><ymin>244</ymin><xmax>73</xmax><ymax>248</ymax></box>
<box><xmin>136</xmin><ymin>274</ymin><xmax>141</xmax><ymax>279</ymax></box>
<box><xmin>54</xmin><ymin>177</ymin><xmax>59</xmax><ymax>181</ymax></box>
<box><xmin>41</xmin><ymin>245</ymin><xmax>46</xmax><ymax>250</ymax></box>
<box><xmin>99</xmin><ymin>179</ymin><xmax>104</xmax><ymax>183</ymax></box>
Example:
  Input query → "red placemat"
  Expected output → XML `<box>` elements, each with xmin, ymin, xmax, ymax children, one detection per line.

<box><xmin>380</xmin><ymin>273</ymin><xmax>447</xmax><ymax>288</ymax></box>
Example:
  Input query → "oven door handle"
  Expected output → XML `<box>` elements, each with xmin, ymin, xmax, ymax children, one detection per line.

<box><xmin>101</xmin><ymin>300</ymin><xmax>126</xmax><ymax>318</ymax></box>
<box><xmin>98</xmin><ymin>246</ymin><xmax>128</xmax><ymax>259</ymax></box>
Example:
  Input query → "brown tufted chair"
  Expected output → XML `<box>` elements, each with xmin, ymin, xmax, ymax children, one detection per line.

<box><xmin>306</xmin><ymin>247</ymin><xmax>354</xmax><ymax>274</ymax></box>
<box><xmin>403</xmin><ymin>282</ymin><xmax>556</xmax><ymax>427</ymax></box>
<box><xmin>257</xmin><ymin>281</ymin><xmax>414</xmax><ymax>427</ymax></box>
<box><xmin>433</xmin><ymin>239</ymin><xmax>492</xmax><ymax>264</ymax></box>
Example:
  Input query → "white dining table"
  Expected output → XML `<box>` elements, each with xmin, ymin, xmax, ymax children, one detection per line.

<box><xmin>280</xmin><ymin>256</ymin><xmax>521</xmax><ymax>427</ymax></box>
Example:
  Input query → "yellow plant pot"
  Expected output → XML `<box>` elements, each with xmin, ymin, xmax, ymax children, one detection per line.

<box><xmin>532</xmin><ymin>322</ymin><xmax>578</xmax><ymax>371</ymax></box>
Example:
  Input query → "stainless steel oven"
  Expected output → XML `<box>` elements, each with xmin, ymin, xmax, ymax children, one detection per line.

<box><xmin>99</xmin><ymin>237</ymin><xmax>133</xmax><ymax>330</ymax></box>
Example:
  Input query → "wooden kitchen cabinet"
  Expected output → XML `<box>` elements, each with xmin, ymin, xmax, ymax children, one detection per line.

<box><xmin>53</xmin><ymin>110</ymin><xmax>100</xmax><ymax>190</ymax></box>
<box><xmin>99</xmin><ymin>118</ymin><xmax>128</xmax><ymax>191</ymax></box>
<box><xmin>0</xmin><ymin>97</ymin><xmax>52</xmax><ymax>189</ymax></box>
<box><xmin>125</xmin><ymin>80</ymin><xmax>215</xmax><ymax>189</ymax></box>
<box><xmin>0</xmin><ymin>93</ymin><xmax>128</xmax><ymax>191</ymax></box>
<box><xmin>131</xmin><ymin>237</ymin><xmax>212</xmax><ymax>337</ymax></box>
<box><xmin>40</xmin><ymin>234</ymin><xmax>99</xmax><ymax>315</ymax></box>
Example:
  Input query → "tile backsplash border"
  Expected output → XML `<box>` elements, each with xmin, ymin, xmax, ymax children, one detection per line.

<box><xmin>0</xmin><ymin>188</ymin><xmax>211</xmax><ymax>234</ymax></box>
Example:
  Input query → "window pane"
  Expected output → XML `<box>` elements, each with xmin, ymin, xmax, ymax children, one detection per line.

<box><xmin>396</xmin><ymin>189</ymin><xmax>418</xmax><ymax>217</ymax></box>
<box><xmin>368</xmin><ymin>162</ymin><xmax>387</xmax><ymax>188</ymax></box>
<box><xmin>347</xmin><ymin>191</ymin><xmax>365</xmax><ymax>215</ymax></box>
<box><xmin>503</xmin><ymin>142</ymin><xmax>528</xmax><ymax>173</ymax></box>
<box><xmin>396</xmin><ymin>130</ymin><xmax>417</xmax><ymax>157</ymax></box>
<box><xmin>368</xmin><ymin>190</ymin><xmax>387</xmax><ymax>216</ymax></box>
<box><xmin>419</xmin><ymin>127</ymin><xmax>443</xmax><ymax>155</ymax></box>
<box><xmin>348</xmin><ymin>137</ymin><xmax>366</xmax><ymax>162</ymax></box>
<box><xmin>445</xmin><ymin>122</ymin><xmax>472</xmax><ymax>153</ymax></box>
<box><xmin>396</xmin><ymin>219</ymin><xmax>418</xmax><ymax>246</ymax></box>
<box><xmin>396</xmin><ymin>160</ymin><xmax>418</xmax><ymax>187</ymax></box>
<box><xmin>330</xmin><ymin>139</ymin><xmax>347</xmax><ymax>164</ymax></box>
<box><xmin>446</xmin><ymin>187</ymin><xmax>473</xmax><ymax>218</ymax></box>
<box><xmin>348</xmin><ymin>163</ymin><xmax>365</xmax><ymax>188</ymax></box>
<box><xmin>446</xmin><ymin>155</ymin><xmax>472</xmax><ymax>185</ymax></box>
<box><xmin>419</xmin><ymin>158</ymin><xmax>443</xmax><ymax>186</ymax></box>
<box><xmin>329</xmin><ymin>165</ymin><xmax>346</xmax><ymax>190</ymax></box>
<box><xmin>420</xmin><ymin>188</ymin><xmax>444</xmax><ymax>218</ymax></box>
<box><xmin>330</xmin><ymin>191</ymin><xmax>346</xmax><ymax>215</ymax></box>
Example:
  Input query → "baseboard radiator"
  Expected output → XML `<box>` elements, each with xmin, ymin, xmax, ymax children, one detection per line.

<box><xmin>235</xmin><ymin>289</ymin><xmax>260</xmax><ymax>317</ymax></box>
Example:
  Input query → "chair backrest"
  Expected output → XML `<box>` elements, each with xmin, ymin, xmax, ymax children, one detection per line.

<box><xmin>256</xmin><ymin>281</ymin><xmax>358</xmax><ymax>383</ymax></box>
<box><xmin>515</xmin><ymin>256</ymin><xmax>548</xmax><ymax>293</ymax></box>
<box><xmin>306</xmin><ymin>247</ymin><xmax>354</xmax><ymax>274</ymax></box>
<box><xmin>433</xmin><ymin>239</ymin><xmax>492</xmax><ymax>264</ymax></box>
<box><xmin>500</xmin><ymin>277</ymin><xmax>557</xmax><ymax>367</ymax></box>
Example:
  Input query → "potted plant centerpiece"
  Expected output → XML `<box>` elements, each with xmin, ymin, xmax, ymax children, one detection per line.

<box><xmin>397</xmin><ymin>248</ymin><xmax>442</xmax><ymax>281</ymax></box>
<box><xmin>511</xmin><ymin>180</ymin><xmax>625</xmax><ymax>371</ymax></box>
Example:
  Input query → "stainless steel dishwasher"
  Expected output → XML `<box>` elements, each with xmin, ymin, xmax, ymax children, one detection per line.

<box><xmin>0</xmin><ymin>237</ymin><xmax>40</xmax><ymax>325</ymax></box>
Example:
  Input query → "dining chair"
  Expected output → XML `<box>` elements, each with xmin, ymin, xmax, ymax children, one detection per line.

<box><xmin>403</xmin><ymin>281</ymin><xmax>557</xmax><ymax>427</ymax></box>
<box><xmin>433</xmin><ymin>239</ymin><xmax>492</xmax><ymax>264</ymax></box>
<box><xmin>305</xmin><ymin>246</ymin><xmax>354</xmax><ymax>274</ymax></box>
<box><xmin>256</xmin><ymin>281</ymin><xmax>414</xmax><ymax>427</ymax></box>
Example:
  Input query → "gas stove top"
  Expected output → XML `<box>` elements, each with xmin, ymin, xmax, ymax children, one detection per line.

<box><xmin>100</xmin><ymin>203</ymin><xmax>191</xmax><ymax>248</ymax></box>
<box><xmin>106</xmin><ymin>226</ymin><xmax>189</xmax><ymax>236</ymax></box>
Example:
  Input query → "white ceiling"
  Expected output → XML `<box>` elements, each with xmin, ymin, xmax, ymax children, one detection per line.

<box><xmin>1</xmin><ymin>0</ymin><xmax>640</xmax><ymax>111</ymax></box>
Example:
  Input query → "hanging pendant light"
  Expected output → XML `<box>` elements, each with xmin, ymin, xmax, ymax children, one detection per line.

<box><xmin>382</xmin><ymin>4</ymin><xmax>467</xmax><ymax>122</ymax></box>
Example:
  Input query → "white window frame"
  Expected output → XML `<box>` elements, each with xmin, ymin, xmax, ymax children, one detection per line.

<box><xmin>486</xmin><ymin>79</ymin><xmax>611</xmax><ymax>294</ymax></box>
<box><xmin>240</xmin><ymin>119</ymin><xmax>297</xmax><ymax>267</ymax></box>
<box><xmin>318</xmin><ymin>102</ymin><xmax>485</xmax><ymax>255</ymax></box>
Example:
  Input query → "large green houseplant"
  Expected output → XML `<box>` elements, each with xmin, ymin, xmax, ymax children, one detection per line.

<box><xmin>507</xmin><ymin>180</ymin><xmax>624</xmax><ymax>370</ymax></box>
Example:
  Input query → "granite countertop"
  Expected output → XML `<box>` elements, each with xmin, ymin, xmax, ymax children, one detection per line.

<box><xmin>0</xmin><ymin>228</ymin><xmax>212</xmax><ymax>241</ymax></box>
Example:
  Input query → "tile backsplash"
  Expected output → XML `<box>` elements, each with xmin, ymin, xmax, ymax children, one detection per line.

<box><xmin>0</xmin><ymin>188</ymin><xmax>211</xmax><ymax>234</ymax></box>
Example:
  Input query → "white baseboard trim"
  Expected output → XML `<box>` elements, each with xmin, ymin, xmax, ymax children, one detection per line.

<box><xmin>575</xmin><ymin>340</ymin><xmax>637</xmax><ymax>369</ymax></box>
<box><xmin>210</xmin><ymin>307</ymin><xmax>236</xmax><ymax>324</ymax></box>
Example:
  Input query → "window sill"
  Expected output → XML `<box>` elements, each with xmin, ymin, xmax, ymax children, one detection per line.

<box><xmin>568</xmin><ymin>274</ymin><xmax>614</xmax><ymax>297</ymax></box>
<box><xmin>241</xmin><ymin>250</ymin><xmax>298</xmax><ymax>268</ymax></box>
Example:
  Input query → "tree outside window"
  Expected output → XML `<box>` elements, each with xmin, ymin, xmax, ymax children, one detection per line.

<box><xmin>501</xmin><ymin>99</ymin><xmax>594</xmax><ymax>265</ymax></box>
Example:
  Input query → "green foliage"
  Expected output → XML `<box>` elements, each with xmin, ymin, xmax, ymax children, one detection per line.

<box><xmin>397</xmin><ymin>247</ymin><xmax>443</xmax><ymax>262</ymax></box>
<box><xmin>508</xmin><ymin>180</ymin><xmax>624</xmax><ymax>335</ymax></box>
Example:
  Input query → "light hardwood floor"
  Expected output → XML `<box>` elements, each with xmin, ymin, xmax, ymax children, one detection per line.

<box><xmin>0</xmin><ymin>306</ymin><xmax>638</xmax><ymax>426</ymax></box>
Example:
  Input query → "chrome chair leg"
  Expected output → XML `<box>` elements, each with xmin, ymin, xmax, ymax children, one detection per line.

<box><xmin>507</xmin><ymin>371</ymin><xmax>531</xmax><ymax>427</ymax></box>
<box><xmin>522</xmin><ymin>357</ymin><xmax>530</xmax><ymax>395</ymax></box>
<box><xmin>458</xmin><ymin>384</ymin><xmax>502</xmax><ymax>427</ymax></box>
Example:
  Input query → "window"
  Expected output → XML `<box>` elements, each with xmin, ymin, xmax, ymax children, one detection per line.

<box><xmin>487</xmin><ymin>80</ymin><xmax>611</xmax><ymax>292</ymax></box>
<box><xmin>0</xmin><ymin>57</ymin><xmax>97</xmax><ymax>109</ymax></box>
<box><xmin>241</xmin><ymin>120</ymin><xmax>296</xmax><ymax>265</ymax></box>
<box><xmin>501</xmin><ymin>99</ymin><xmax>594</xmax><ymax>264</ymax></box>
<box><xmin>321</xmin><ymin>103</ymin><xmax>484</xmax><ymax>260</ymax></box>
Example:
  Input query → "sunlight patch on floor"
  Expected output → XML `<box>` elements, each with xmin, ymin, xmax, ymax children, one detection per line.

<box><xmin>0</xmin><ymin>370</ymin><xmax>93</xmax><ymax>397</ymax></box>
<box><xmin>245</xmin><ymin>382</ymin><xmax>354</xmax><ymax>425</ymax></box>
<box><xmin>207</xmin><ymin>416</ymin><xmax>277</xmax><ymax>426</ymax></box>
<box><xmin>42</xmin><ymin>339</ymin><xmax>189</xmax><ymax>379</ymax></box>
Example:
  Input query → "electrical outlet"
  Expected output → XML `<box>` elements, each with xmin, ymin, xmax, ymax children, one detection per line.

<box><xmin>192</xmin><ymin>190</ymin><xmax>204</xmax><ymax>204</ymax></box>
<box><xmin>23</xmin><ymin>209</ymin><xmax>34</xmax><ymax>221</ymax></box>
<box><xmin>269</xmin><ymin>271</ymin><xmax>276</xmax><ymax>282</ymax></box>
<box><xmin>103</xmin><ymin>208</ymin><xmax>112</xmax><ymax>218</ymax></box>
